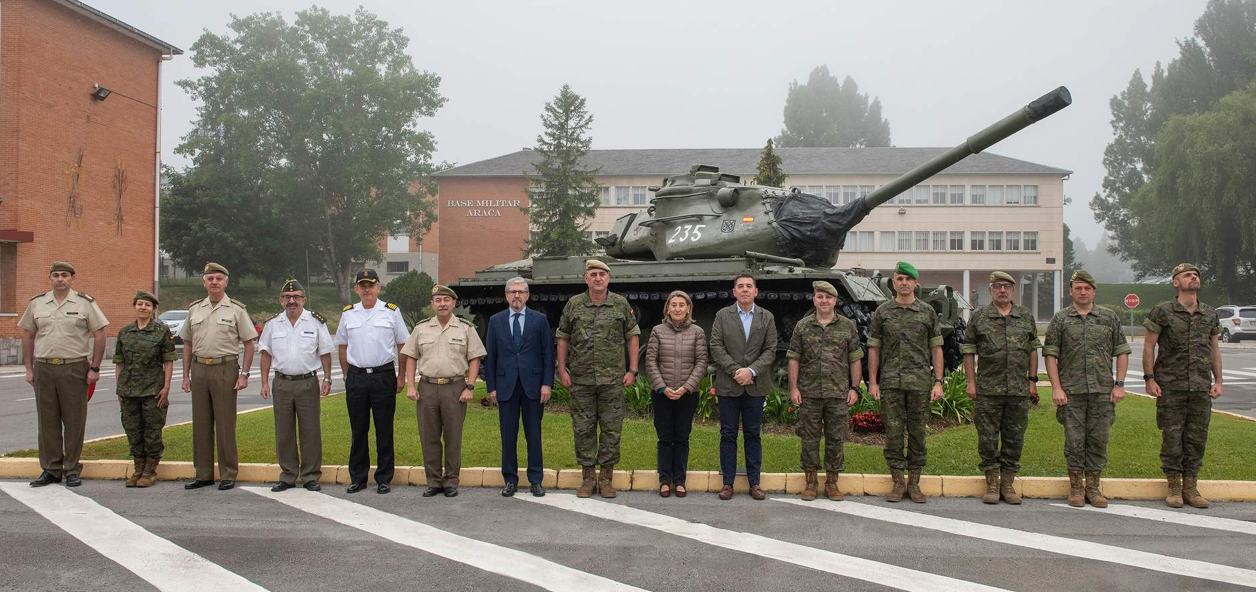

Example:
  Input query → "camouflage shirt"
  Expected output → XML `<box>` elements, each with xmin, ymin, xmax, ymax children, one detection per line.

<box><xmin>787</xmin><ymin>312</ymin><xmax>864</xmax><ymax>398</ymax></box>
<box><xmin>868</xmin><ymin>298</ymin><xmax>944</xmax><ymax>391</ymax></box>
<box><xmin>112</xmin><ymin>320</ymin><xmax>178</xmax><ymax>397</ymax></box>
<box><xmin>1042</xmin><ymin>306</ymin><xmax>1131</xmax><ymax>394</ymax></box>
<box><xmin>557</xmin><ymin>291</ymin><xmax>640</xmax><ymax>386</ymax></box>
<box><xmin>1144</xmin><ymin>300</ymin><xmax>1222</xmax><ymax>392</ymax></box>
<box><xmin>961</xmin><ymin>304</ymin><xmax>1041</xmax><ymax>396</ymax></box>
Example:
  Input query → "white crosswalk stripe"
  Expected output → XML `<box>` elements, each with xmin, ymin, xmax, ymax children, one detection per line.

<box><xmin>0</xmin><ymin>483</ymin><xmax>269</xmax><ymax>591</ymax></box>
<box><xmin>245</xmin><ymin>487</ymin><xmax>650</xmax><ymax>592</ymax></box>
<box><xmin>1053</xmin><ymin>503</ymin><xmax>1256</xmax><ymax>536</ymax></box>
<box><xmin>518</xmin><ymin>493</ymin><xmax>1012</xmax><ymax>592</ymax></box>
<box><xmin>1222</xmin><ymin>369</ymin><xmax>1256</xmax><ymax>378</ymax></box>
<box><xmin>777</xmin><ymin>498</ymin><xmax>1256</xmax><ymax>588</ymax></box>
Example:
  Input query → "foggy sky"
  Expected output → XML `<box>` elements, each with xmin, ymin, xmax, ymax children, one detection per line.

<box><xmin>88</xmin><ymin>0</ymin><xmax>1208</xmax><ymax>247</ymax></box>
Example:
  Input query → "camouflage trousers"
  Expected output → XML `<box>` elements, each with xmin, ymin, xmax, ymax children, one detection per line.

<box><xmin>881</xmin><ymin>389</ymin><xmax>930</xmax><ymax>470</ymax></box>
<box><xmin>570</xmin><ymin>383</ymin><xmax>626</xmax><ymax>467</ymax></box>
<box><xmin>1157</xmin><ymin>390</ymin><xmax>1212</xmax><ymax>474</ymax></box>
<box><xmin>120</xmin><ymin>396</ymin><xmax>167</xmax><ymax>459</ymax></box>
<box><xmin>1055</xmin><ymin>392</ymin><xmax>1114</xmax><ymax>471</ymax></box>
<box><xmin>796</xmin><ymin>397</ymin><xmax>848</xmax><ymax>473</ymax></box>
<box><xmin>975</xmin><ymin>396</ymin><xmax>1031</xmax><ymax>473</ymax></box>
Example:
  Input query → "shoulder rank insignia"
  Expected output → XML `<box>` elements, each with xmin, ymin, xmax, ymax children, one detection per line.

<box><xmin>29</xmin><ymin>293</ymin><xmax>43</xmax><ymax>301</ymax></box>
<box><xmin>230</xmin><ymin>298</ymin><xmax>247</xmax><ymax>308</ymax></box>
<box><xmin>342</xmin><ymin>303</ymin><xmax>354</xmax><ymax>312</ymax></box>
<box><xmin>189</xmin><ymin>297</ymin><xmax>205</xmax><ymax>307</ymax></box>
<box><xmin>417</xmin><ymin>317</ymin><xmax>431</xmax><ymax>325</ymax></box>
<box><xmin>77</xmin><ymin>292</ymin><xmax>95</xmax><ymax>302</ymax></box>
<box><xmin>259</xmin><ymin>314</ymin><xmax>277</xmax><ymax>326</ymax></box>
<box><xmin>311</xmin><ymin>311</ymin><xmax>327</xmax><ymax>324</ymax></box>
<box><xmin>385</xmin><ymin>302</ymin><xmax>398</xmax><ymax>311</ymax></box>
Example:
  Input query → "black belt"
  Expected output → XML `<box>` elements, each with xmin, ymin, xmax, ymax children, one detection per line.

<box><xmin>348</xmin><ymin>362</ymin><xmax>394</xmax><ymax>375</ymax></box>
<box><xmin>275</xmin><ymin>371</ymin><xmax>316</xmax><ymax>381</ymax></box>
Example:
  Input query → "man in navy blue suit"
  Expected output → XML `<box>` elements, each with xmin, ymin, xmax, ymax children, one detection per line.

<box><xmin>485</xmin><ymin>277</ymin><xmax>554</xmax><ymax>497</ymax></box>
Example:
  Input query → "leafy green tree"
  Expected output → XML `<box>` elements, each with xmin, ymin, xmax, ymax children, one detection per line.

<box><xmin>175</xmin><ymin>6</ymin><xmax>446</xmax><ymax>303</ymax></box>
<box><xmin>379</xmin><ymin>270</ymin><xmax>435</xmax><ymax>329</ymax></box>
<box><xmin>1063</xmin><ymin>223</ymin><xmax>1081</xmax><ymax>278</ymax></box>
<box><xmin>752</xmin><ymin>139</ymin><xmax>787</xmax><ymax>187</ymax></box>
<box><xmin>523</xmin><ymin>84</ymin><xmax>601</xmax><ymax>257</ymax></box>
<box><xmin>776</xmin><ymin>66</ymin><xmax>891</xmax><ymax>148</ymax></box>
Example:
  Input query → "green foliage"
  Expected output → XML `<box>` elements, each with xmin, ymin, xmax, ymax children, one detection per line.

<box><xmin>694</xmin><ymin>375</ymin><xmax>718</xmax><ymax>422</ymax></box>
<box><xmin>762</xmin><ymin>381</ymin><xmax>800</xmax><ymax>425</ymax></box>
<box><xmin>624</xmin><ymin>374</ymin><xmax>654</xmax><ymax>416</ymax></box>
<box><xmin>752</xmin><ymin>139</ymin><xmax>787</xmax><ymax>187</ymax></box>
<box><xmin>523</xmin><ymin>84</ymin><xmax>601</xmax><ymax>257</ymax></box>
<box><xmin>776</xmin><ymin>66</ymin><xmax>891</xmax><ymax>148</ymax></box>
<box><xmin>378</xmin><ymin>270</ymin><xmax>435</xmax><ymax>329</ymax></box>
<box><xmin>931</xmin><ymin>369</ymin><xmax>975</xmax><ymax>424</ymax></box>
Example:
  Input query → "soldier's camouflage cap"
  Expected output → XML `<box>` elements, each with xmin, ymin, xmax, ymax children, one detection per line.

<box><xmin>894</xmin><ymin>261</ymin><xmax>918</xmax><ymax>280</ymax></box>
<box><xmin>281</xmin><ymin>279</ymin><xmax>304</xmax><ymax>293</ymax></box>
<box><xmin>132</xmin><ymin>289</ymin><xmax>159</xmax><ymax>306</ymax></box>
<box><xmin>1070</xmin><ymin>269</ymin><xmax>1096</xmax><ymax>288</ymax></box>
<box><xmin>812</xmin><ymin>281</ymin><xmax>839</xmax><ymax>298</ymax></box>
<box><xmin>354</xmin><ymin>269</ymin><xmax>380</xmax><ymax>284</ymax></box>
<box><xmin>203</xmin><ymin>262</ymin><xmax>229</xmax><ymax>276</ymax></box>
<box><xmin>49</xmin><ymin>261</ymin><xmax>76</xmax><ymax>275</ymax></box>
<box><xmin>585</xmin><ymin>259</ymin><xmax>610</xmax><ymax>273</ymax></box>
<box><xmin>989</xmin><ymin>271</ymin><xmax>1016</xmax><ymax>285</ymax></box>
<box><xmin>431</xmin><ymin>284</ymin><xmax>458</xmax><ymax>299</ymax></box>
<box><xmin>1171</xmin><ymin>263</ymin><xmax>1201</xmax><ymax>279</ymax></box>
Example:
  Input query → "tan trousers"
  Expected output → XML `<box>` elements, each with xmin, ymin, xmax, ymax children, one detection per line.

<box><xmin>191</xmin><ymin>358</ymin><xmax>239</xmax><ymax>481</ymax></box>
<box><xmin>417</xmin><ymin>379</ymin><xmax>467</xmax><ymax>488</ymax></box>
<box><xmin>272</xmin><ymin>375</ymin><xmax>322</xmax><ymax>485</ymax></box>
<box><xmin>34</xmin><ymin>362</ymin><xmax>88</xmax><ymax>478</ymax></box>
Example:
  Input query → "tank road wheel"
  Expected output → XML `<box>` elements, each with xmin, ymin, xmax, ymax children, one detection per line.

<box><xmin>942</xmin><ymin>317</ymin><xmax>967</xmax><ymax>373</ymax></box>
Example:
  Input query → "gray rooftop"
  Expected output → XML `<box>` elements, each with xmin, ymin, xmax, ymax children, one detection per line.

<box><xmin>54</xmin><ymin>0</ymin><xmax>183</xmax><ymax>55</ymax></box>
<box><xmin>435</xmin><ymin>147</ymin><xmax>1072</xmax><ymax>178</ymax></box>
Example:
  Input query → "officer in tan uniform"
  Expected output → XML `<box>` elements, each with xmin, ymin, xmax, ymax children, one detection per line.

<box><xmin>20</xmin><ymin>262</ymin><xmax>108</xmax><ymax>487</ymax></box>
<box><xmin>402</xmin><ymin>284</ymin><xmax>487</xmax><ymax>498</ymax></box>
<box><xmin>178</xmin><ymin>262</ymin><xmax>258</xmax><ymax>491</ymax></box>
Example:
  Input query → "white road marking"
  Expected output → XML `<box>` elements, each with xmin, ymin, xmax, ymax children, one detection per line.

<box><xmin>245</xmin><ymin>487</ymin><xmax>648</xmax><ymax>592</ymax></box>
<box><xmin>1222</xmin><ymin>369</ymin><xmax>1256</xmax><ymax>379</ymax></box>
<box><xmin>16</xmin><ymin>397</ymin><xmax>33</xmax><ymax>402</ymax></box>
<box><xmin>1052</xmin><ymin>503</ymin><xmax>1256</xmax><ymax>536</ymax></box>
<box><xmin>0</xmin><ymin>483</ymin><xmax>269</xmax><ymax>591</ymax></box>
<box><xmin>777</xmin><ymin>498</ymin><xmax>1256</xmax><ymax>588</ymax></box>
<box><xmin>519</xmin><ymin>494</ymin><xmax>1011</xmax><ymax>592</ymax></box>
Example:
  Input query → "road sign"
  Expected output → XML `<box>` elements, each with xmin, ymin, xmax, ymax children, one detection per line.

<box><xmin>1125</xmin><ymin>294</ymin><xmax>1140</xmax><ymax>309</ymax></box>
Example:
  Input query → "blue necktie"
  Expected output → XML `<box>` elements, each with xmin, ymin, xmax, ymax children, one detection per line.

<box><xmin>512</xmin><ymin>312</ymin><xmax>522</xmax><ymax>349</ymax></box>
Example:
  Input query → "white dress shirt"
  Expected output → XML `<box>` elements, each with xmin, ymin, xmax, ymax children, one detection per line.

<box><xmin>333</xmin><ymin>301</ymin><xmax>409</xmax><ymax>368</ymax></box>
<box><xmin>258</xmin><ymin>309</ymin><xmax>334</xmax><ymax>375</ymax></box>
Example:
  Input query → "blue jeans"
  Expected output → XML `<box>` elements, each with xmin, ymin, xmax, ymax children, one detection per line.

<box><xmin>718</xmin><ymin>394</ymin><xmax>764</xmax><ymax>486</ymax></box>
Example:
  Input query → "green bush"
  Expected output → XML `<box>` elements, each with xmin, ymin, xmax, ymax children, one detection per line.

<box><xmin>763</xmin><ymin>381</ymin><xmax>799</xmax><ymax>425</ymax></box>
<box><xmin>931</xmin><ymin>368</ymin><xmax>975</xmax><ymax>423</ymax></box>
<box><xmin>624</xmin><ymin>374</ymin><xmax>654</xmax><ymax>416</ymax></box>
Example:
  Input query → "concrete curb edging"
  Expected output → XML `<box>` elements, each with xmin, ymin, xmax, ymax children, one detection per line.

<box><xmin>2</xmin><ymin>458</ymin><xmax>1255</xmax><ymax>501</ymax></box>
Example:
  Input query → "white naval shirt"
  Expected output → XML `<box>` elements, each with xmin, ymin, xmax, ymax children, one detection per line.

<box><xmin>258</xmin><ymin>309</ymin><xmax>334</xmax><ymax>375</ymax></box>
<box><xmin>333</xmin><ymin>300</ymin><xmax>409</xmax><ymax>368</ymax></box>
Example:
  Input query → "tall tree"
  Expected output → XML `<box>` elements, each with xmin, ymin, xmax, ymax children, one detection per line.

<box><xmin>776</xmin><ymin>66</ymin><xmax>891</xmax><ymax>148</ymax></box>
<box><xmin>523</xmin><ymin>84</ymin><xmax>601</xmax><ymax>257</ymax></box>
<box><xmin>1063</xmin><ymin>223</ymin><xmax>1080</xmax><ymax>278</ymax></box>
<box><xmin>752</xmin><ymin>139</ymin><xmax>787</xmax><ymax>187</ymax></box>
<box><xmin>175</xmin><ymin>7</ymin><xmax>446</xmax><ymax>302</ymax></box>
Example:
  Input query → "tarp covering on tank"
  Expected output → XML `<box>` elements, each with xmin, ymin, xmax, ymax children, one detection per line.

<box><xmin>770</xmin><ymin>192</ymin><xmax>872</xmax><ymax>266</ymax></box>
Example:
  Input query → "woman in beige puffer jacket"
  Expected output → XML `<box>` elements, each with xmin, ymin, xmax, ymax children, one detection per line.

<box><xmin>645</xmin><ymin>290</ymin><xmax>708</xmax><ymax>497</ymax></box>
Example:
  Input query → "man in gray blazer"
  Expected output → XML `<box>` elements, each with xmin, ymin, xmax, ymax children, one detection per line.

<box><xmin>709</xmin><ymin>272</ymin><xmax>777</xmax><ymax>500</ymax></box>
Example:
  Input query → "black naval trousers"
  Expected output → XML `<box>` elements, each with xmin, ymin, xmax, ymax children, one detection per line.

<box><xmin>346</xmin><ymin>363</ymin><xmax>396</xmax><ymax>485</ymax></box>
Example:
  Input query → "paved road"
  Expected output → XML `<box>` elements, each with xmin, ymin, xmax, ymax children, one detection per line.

<box><xmin>1</xmin><ymin>481</ymin><xmax>1254</xmax><ymax>592</ymax></box>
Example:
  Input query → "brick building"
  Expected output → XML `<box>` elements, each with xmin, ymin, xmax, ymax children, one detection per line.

<box><xmin>0</xmin><ymin>0</ymin><xmax>180</xmax><ymax>362</ymax></box>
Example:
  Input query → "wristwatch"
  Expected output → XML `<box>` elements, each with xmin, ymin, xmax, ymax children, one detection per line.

<box><xmin>1115</xmin><ymin>380</ymin><xmax>1125</xmax><ymax>387</ymax></box>
<box><xmin>322</xmin><ymin>378</ymin><xmax>333</xmax><ymax>384</ymax></box>
<box><xmin>89</xmin><ymin>366</ymin><xmax>100</xmax><ymax>372</ymax></box>
<box><xmin>628</xmin><ymin>369</ymin><xmax>638</xmax><ymax>376</ymax></box>
<box><xmin>463</xmin><ymin>383</ymin><xmax>475</xmax><ymax>391</ymax></box>
<box><xmin>239</xmin><ymin>372</ymin><xmax>251</xmax><ymax>378</ymax></box>
<box><xmin>1028</xmin><ymin>375</ymin><xmax>1038</xmax><ymax>383</ymax></box>
<box><xmin>1143</xmin><ymin>373</ymin><xmax>1155</xmax><ymax>381</ymax></box>
<box><xmin>933</xmin><ymin>377</ymin><xmax>943</xmax><ymax>385</ymax></box>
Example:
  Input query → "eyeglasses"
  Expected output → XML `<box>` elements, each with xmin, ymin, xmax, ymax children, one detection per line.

<box><xmin>990</xmin><ymin>283</ymin><xmax>1014</xmax><ymax>291</ymax></box>
<box><xmin>506</xmin><ymin>290</ymin><xmax>529</xmax><ymax>296</ymax></box>
<box><xmin>281</xmin><ymin>295</ymin><xmax>305</xmax><ymax>301</ymax></box>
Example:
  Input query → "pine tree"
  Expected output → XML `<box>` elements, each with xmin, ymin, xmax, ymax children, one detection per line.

<box><xmin>752</xmin><ymin>139</ymin><xmax>787</xmax><ymax>187</ymax></box>
<box><xmin>523</xmin><ymin>85</ymin><xmax>601</xmax><ymax>257</ymax></box>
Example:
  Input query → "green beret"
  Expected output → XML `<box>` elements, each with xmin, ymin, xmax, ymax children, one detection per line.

<box><xmin>281</xmin><ymin>279</ymin><xmax>304</xmax><ymax>293</ymax></box>
<box><xmin>132</xmin><ymin>290</ymin><xmax>159</xmax><ymax>306</ymax></box>
<box><xmin>989</xmin><ymin>271</ymin><xmax>1016</xmax><ymax>285</ymax></box>
<box><xmin>894</xmin><ymin>261</ymin><xmax>918</xmax><ymax>280</ymax></box>
<box><xmin>203</xmin><ymin>262</ymin><xmax>229</xmax><ymax>276</ymax></box>
<box><xmin>1070</xmin><ymin>270</ymin><xmax>1096</xmax><ymax>288</ymax></box>
<box><xmin>49</xmin><ymin>261</ymin><xmax>76</xmax><ymax>275</ymax></box>
<box><xmin>812</xmin><ymin>281</ymin><xmax>839</xmax><ymax>298</ymax></box>
<box><xmin>585</xmin><ymin>259</ymin><xmax>610</xmax><ymax>273</ymax></box>
<box><xmin>1171</xmin><ymin>263</ymin><xmax>1201</xmax><ymax>279</ymax></box>
<box><xmin>431</xmin><ymin>284</ymin><xmax>458</xmax><ymax>300</ymax></box>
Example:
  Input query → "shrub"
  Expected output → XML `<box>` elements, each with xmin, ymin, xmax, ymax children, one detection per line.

<box><xmin>849</xmin><ymin>411</ymin><xmax>884</xmax><ymax>433</ymax></box>
<box><xmin>931</xmin><ymin>368</ymin><xmax>975</xmax><ymax>423</ymax></box>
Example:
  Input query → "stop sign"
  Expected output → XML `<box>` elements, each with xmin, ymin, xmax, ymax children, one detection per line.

<box><xmin>1125</xmin><ymin>294</ymin><xmax>1140</xmax><ymax>309</ymax></box>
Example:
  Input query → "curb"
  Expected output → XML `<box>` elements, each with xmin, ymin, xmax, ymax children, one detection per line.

<box><xmin>2</xmin><ymin>458</ymin><xmax>1254</xmax><ymax>501</ymax></box>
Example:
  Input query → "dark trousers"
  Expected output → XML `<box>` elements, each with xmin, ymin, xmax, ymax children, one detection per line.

<box><xmin>499</xmin><ymin>381</ymin><xmax>544</xmax><ymax>486</ymax></box>
<box><xmin>718</xmin><ymin>394</ymin><xmax>764</xmax><ymax>486</ymax></box>
<box><xmin>346</xmin><ymin>369</ymin><xmax>396</xmax><ymax>485</ymax></box>
<box><xmin>653</xmin><ymin>390</ymin><xmax>698</xmax><ymax>485</ymax></box>
<box><xmin>34</xmin><ymin>362</ymin><xmax>88</xmax><ymax>478</ymax></box>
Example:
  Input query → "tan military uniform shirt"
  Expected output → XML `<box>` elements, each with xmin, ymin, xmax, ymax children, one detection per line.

<box><xmin>400</xmin><ymin>316</ymin><xmax>487</xmax><ymax>378</ymax></box>
<box><xmin>18</xmin><ymin>291</ymin><xmax>109</xmax><ymax>358</ymax></box>
<box><xmin>178</xmin><ymin>295</ymin><xmax>259</xmax><ymax>358</ymax></box>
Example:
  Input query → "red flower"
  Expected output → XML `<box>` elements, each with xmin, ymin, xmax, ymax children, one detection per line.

<box><xmin>709</xmin><ymin>388</ymin><xmax>716</xmax><ymax>395</ymax></box>
<box><xmin>787</xmin><ymin>406</ymin><xmax>795</xmax><ymax>412</ymax></box>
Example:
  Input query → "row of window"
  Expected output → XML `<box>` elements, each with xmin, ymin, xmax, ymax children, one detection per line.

<box><xmin>844</xmin><ymin>230</ymin><xmax>1039</xmax><ymax>253</ymax></box>
<box><xmin>600</xmin><ymin>186</ymin><xmax>650</xmax><ymax>206</ymax></box>
<box><xmin>797</xmin><ymin>184</ymin><xmax>1040</xmax><ymax>206</ymax></box>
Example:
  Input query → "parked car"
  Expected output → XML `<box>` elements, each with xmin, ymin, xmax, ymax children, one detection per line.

<box><xmin>1216</xmin><ymin>305</ymin><xmax>1256</xmax><ymax>343</ymax></box>
<box><xmin>159</xmin><ymin>309</ymin><xmax>188</xmax><ymax>344</ymax></box>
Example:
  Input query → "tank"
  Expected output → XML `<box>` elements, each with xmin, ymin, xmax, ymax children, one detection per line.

<box><xmin>452</xmin><ymin>87</ymin><xmax>1072</xmax><ymax>372</ymax></box>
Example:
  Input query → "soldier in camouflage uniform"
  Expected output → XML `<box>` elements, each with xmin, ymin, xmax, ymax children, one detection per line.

<box><xmin>788</xmin><ymin>281</ymin><xmax>863</xmax><ymax>502</ymax></box>
<box><xmin>557</xmin><ymin>259</ymin><xmax>640</xmax><ymax>499</ymax></box>
<box><xmin>1142</xmin><ymin>263</ymin><xmax>1223</xmax><ymax>509</ymax></box>
<box><xmin>113</xmin><ymin>290</ymin><xmax>178</xmax><ymax>488</ymax></box>
<box><xmin>868</xmin><ymin>261</ymin><xmax>945</xmax><ymax>503</ymax></box>
<box><xmin>962</xmin><ymin>271</ymin><xmax>1041</xmax><ymax>505</ymax></box>
<box><xmin>1043</xmin><ymin>270</ymin><xmax>1131</xmax><ymax>508</ymax></box>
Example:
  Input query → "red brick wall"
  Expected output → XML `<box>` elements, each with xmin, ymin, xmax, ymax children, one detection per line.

<box><xmin>0</xmin><ymin>0</ymin><xmax>164</xmax><ymax>337</ymax></box>
<box><xmin>434</xmin><ymin>177</ymin><xmax>529</xmax><ymax>284</ymax></box>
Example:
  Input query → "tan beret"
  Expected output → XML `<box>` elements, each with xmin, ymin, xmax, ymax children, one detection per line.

<box><xmin>1070</xmin><ymin>270</ymin><xmax>1096</xmax><ymax>288</ymax></box>
<box><xmin>989</xmin><ymin>271</ymin><xmax>1016</xmax><ymax>285</ymax></box>
<box><xmin>585</xmin><ymin>259</ymin><xmax>610</xmax><ymax>273</ymax></box>
<box><xmin>812</xmin><ymin>281</ymin><xmax>839</xmax><ymax>298</ymax></box>
<box><xmin>203</xmin><ymin>262</ymin><xmax>229</xmax><ymax>276</ymax></box>
<box><xmin>431</xmin><ymin>284</ymin><xmax>458</xmax><ymax>299</ymax></box>
<box><xmin>132</xmin><ymin>289</ymin><xmax>159</xmax><ymax>306</ymax></box>
<box><xmin>49</xmin><ymin>261</ymin><xmax>76</xmax><ymax>275</ymax></box>
<box><xmin>1171</xmin><ymin>263</ymin><xmax>1201</xmax><ymax>279</ymax></box>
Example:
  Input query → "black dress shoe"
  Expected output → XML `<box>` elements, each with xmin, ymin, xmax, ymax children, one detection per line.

<box><xmin>529</xmin><ymin>483</ymin><xmax>545</xmax><ymax>497</ymax></box>
<box><xmin>303</xmin><ymin>481</ymin><xmax>322</xmax><ymax>492</ymax></box>
<box><xmin>422</xmin><ymin>486</ymin><xmax>445</xmax><ymax>497</ymax></box>
<box><xmin>217</xmin><ymin>480</ymin><xmax>235</xmax><ymax>490</ymax></box>
<box><xmin>271</xmin><ymin>482</ymin><xmax>294</xmax><ymax>492</ymax></box>
<box><xmin>29</xmin><ymin>472</ymin><xmax>61</xmax><ymax>487</ymax></box>
<box><xmin>377</xmin><ymin>483</ymin><xmax>391</xmax><ymax>494</ymax></box>
<box><xmin>183</xmin><ymin>480</ymin><xmax>215</xmax><ymax>490</ymax></box>
<box><xmin>444</xmin><ymin>486</ymin><xmax>459</xmax><ymax>498</ymax></box>
<box><xmin>501</xmin><ymin>482</ymin><xmax>518</xmax><ymax>497</ymax></box>
<box><xmin>65</xmin><ymin>474</ymin><xmax>82</xmax><ymax>487</ymax></box>
<box><xmin>346</xmin><ymin>482</ymin><xmax>367</xmax><ymax>494</ymax></box>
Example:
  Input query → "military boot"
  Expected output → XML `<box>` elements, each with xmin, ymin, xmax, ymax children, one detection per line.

<box><xmin>576</xmin><ymin>466</ymin><xmax>596</xmax><ymax>498</ymax></box>
<box><xmin>126</xmin><ymin>458</ymin><xmax>145</xmax><ymax>488</ymax></box>
<box><xmin>1084</xmin><ymin>471</ymin><xmax>1108</xmax><ymax>508</ymax></box>
<box><xmin>999</xmin><ymin>468</ymin><xmax>1021</xmax><ymax>505</ymax></box>
<box><xmin>824</xmin><ymin>473</ymin><xmax>843</xmax><ymax>501</ymax></box>
<box><xmin>597</xmin><ymin>466</ymin><xmax>617</xmax><ymax>499</ymax></box>
<box><xmin>1164</xmin><ymin>473</ymin><xmax>1184</xmax><ymax>508</ymax></box>
<box><xmin>1067</xmin><ymin>470</ymin><xmax>1085</xmax><ymax>507</ymax></box>
<box><xmin>136</xmin><ymin>458</ymin><xmax>159</xmax><ymax>488</ymax></box>
<box><xmin>907</xmin><ymin>469</ymin><xmax>926</xmax><ymax>503</ymax></box>
<box><xmin>801</xmin><ymin>470</ymin><xmax>818</xmax><ymax>501</ymax></box>
<box><xmin>982</xmin><ymin>469</ymin><xmax>1000</xmax><ymax>504</ymax></box>
<box><xmin>1182</xmin><ymin>474</ymin><xmax>1210</xmax><ymax>508</ymax></box>
<box><xmin>886</xmin><ymin>469</ymin><xmax>906</xmax><ymax>503</ymax></box>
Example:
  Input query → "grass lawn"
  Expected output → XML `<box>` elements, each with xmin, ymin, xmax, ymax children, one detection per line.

<box><xmin>159</xmin><ymin>277</ymin><xmax>348</xmax><ymax>331</ymax></box>
<box><xmin>14</xmin><ymin>386</ymin><xmax>1256</xmax><ymax>479</ymax></box>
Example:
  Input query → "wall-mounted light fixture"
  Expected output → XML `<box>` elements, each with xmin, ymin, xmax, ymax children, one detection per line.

<box><xmin>91</xmin><ymin>84</ymin><xmax>112</xmax><ymax>101</ymax></box>
<box><xmin>898</xmin><ymin>207</ymin><xmax>906</xmax><ymax>215</ymax></box>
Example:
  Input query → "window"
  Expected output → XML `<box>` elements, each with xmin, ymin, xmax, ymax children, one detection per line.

<box><xmin>845</xmin><ymin>232</ymin><xmax>856</xmax><ymax>251</ymax></box>
<box><xmin>914</xmin><ymin>185</ymin><xmax>930</xmax><ymax>205</ymax></box>
<box><xmin>828</xmin><ymin>187</ymin><xmax>842</xmax><ymax>205</ymax></box>
<box><xmin>600</xmin><ymin>186</ymin><xmax>612</xmax><ymax>206</ymax></box>
<box><xmin>631</xmin><ymin>186</ymin><xmax>647</xmax><ymax>205</ymax></box>
<box><xmin>932</xmin><ymin>231</ymin><xmax>947</xmax><ymax>251</ymax></box>
<box><xmin>988</xmin><ymin>185</ymin><xmax>1004</xmax><ymax>205</ymax></box>
<box><xmin>860</xmin><ymin>185</ymin><xmax>873</xmax><ymax>199</ymax></box>
<box><xmin>1218</xmin><ymin>308</ymin><xmax>1235</xmax><ymax>319</ymax></box>
<box><xmin>841</xmin><ymin>186</ymin><xmax>856</xmax><ymax>205</ymax></box>
<box><xmin>949</xmin><ymin>231</ymin><xmax>964</xmax><ymax>251</ymax></box>
<box><xmin>386</xmin><ymin>261</ymin><xmax>409</xmax><ymax>274</ymax></box>
<box><xmin>932</xmin><ymin>185</ymin><xmax>947</xmax><ymax>205</ymax></box>
<box><xmin>915</xmin><ymin>231</ymin><xmax>930</xmax><ymax>251</ymax></box>
<box><xmin>615</xmin><ymin>186</ymin><xmax>629</xmax><ymax>205</ymax></box>
<box><xmin>386</xmin><ymin>234</ymin><xmax>409</xmax><ymax>254</ymax></box>
<box><xmin>1023</xmin><ymin>231</ymin><xmax>1038</xmax><ymax>251</ymax></box>
<box><xmin>988</xmin><ymin>231</ymin><xmax>1002</xmax><ymax>251</ymax></box>
<box><xmin>970</xmin><ymin>231</ymin><xmax>985</xmax><ymax>251</ymax></box>
<box><xmin>881</xmin><ymin>231</ymin><xmax>897</xmax><ymax>251</ymax></box>
<box><xmin>1006</xmin><ymin>231</ymin><xmax>1021</xmax><ymax>251</ymax></box>
<box><xmin>949</xmin><ymin>185</ymin><xmax>964</xmax><ymax>205</ymax></box>
<box><xmin>970</xmin><ymin>185</ymin><xmax>986</xmax><ymax>205</ymax></box>
<box><xmin>1006</xmin><ymin>185</ymin><xmax>1022</xmax><ymax>205</ymax></box>
<box><xmin>859</xmin><ymin>231</ymin><xmax>874</xmax><ymax>251</ymax></box>
<box><xmin>897</xmin><ymin>190</ymin><xmax>912</xmax><ymax>205</ymax></box>
<box><xmin>1241</xmin><ymin>308</ymin><xmax>1256</xmax><ymax>319</ymax></box>
<box><xmin>898</xmin><ymin>232</ymin><xmax>912</xmax><ymax>251</ymax></box>
<box><xmin>806</xmin><ymin>185</ymin><xmax>825</xmax><ymax>196</ymax></box>
<box><xmin>1024</xmin><ymin>185</ymin><xmax>1038</xmax><ymax>205</ymax></box>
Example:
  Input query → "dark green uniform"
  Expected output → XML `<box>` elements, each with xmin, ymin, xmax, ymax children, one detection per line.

<box><xmin>962</xmin><ymin>304</ymin><xmax>1040</xmax><ymax>472</ymax></box>
<box><xmin>557</xmin><ymin>291</ymin><xmax>640</xmax><ymax>466</ymax></box>
<box><xmin>788</xmin><ymin>312</ymin><xmax>864</xmax><ymax>473</ymax></box>
<box><xmin>1144</xmin><ymin>300</ymin><xmax>1222</xmax><ymax>474</ymax></box>
<box><xmin>1043</xmin><ymin>305</ymin><xmax>1131</xmax><ymax>471</ymax></box>
<box><xmin>113</xmin><ymin>320</ymin><xmax>178</xmax><ymax>459</ymax></box>
<box><xmin>869</xmin><ymin>299</ymin><xmax>943</xmax><ymax>470</ymax></box>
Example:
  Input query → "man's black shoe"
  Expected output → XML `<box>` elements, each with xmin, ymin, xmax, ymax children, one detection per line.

<box><xmin>501</xmin><ymin>482</ymin><xmax>518</xmax><ymax>497</ymax></box>
<box><xmin>29</xmin><ymin>472</ymin><xmax>61</xmax><ymax>487</ymax></box>
<box><xmin>217</xmin><ymin>480</ymin><xmax>235</xmax><ymax>491</ymax></box>
<box><xmin>183</xmin><ymin>480</ymin><xmax>215</xmax><ymax>490</ymax></box>
<box><xmin>422</xmin><ymin>486</ymin><xmax>444</xmax><ymax>497</ymax></box>
<box><xmin>346</xmin><ymin>482</ymin><xmax>367</xmax><ymax>494</ymax></box>
<box><xmin>530</xmin><ymin>483</ymin><xmax>545</xmax><ymax>497</ymax></box>
<box><xmin>377</xmin><ymin>483</ymin><xmax>391</xmax><ymax>495</ymax></box>
<box><xmin>303</xmin><ymin>481</ymin><xmax>322</xmax><ymax>492</ymax></box>
<box><xmin>64</xmin><ymin>474</ymin><xmax>82</xmax><ymax>487</ymax></box>
<box><xmin>444</xmin><ymin>486</ymin><xmax>459</xmax><ymax>498</ymax></box>
<box><xmin>271</xmin><ymin>482</ymin><xmax>294</xmax><ymax>492</ymax></box>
